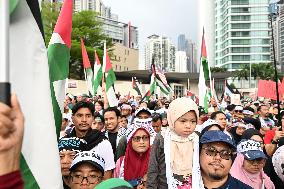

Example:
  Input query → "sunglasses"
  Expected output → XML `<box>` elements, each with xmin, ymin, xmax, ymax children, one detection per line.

<box><xmin>235</xmin><ymin>110</ymin><xmax>243</xmax><ymax>113</ymax></box>
<box><xmin>132</xmin><ymin>135</ymin><xmax>149</xmax><ymax>142</ymax></box>
<box><xmin>202</xmin><ymin>146</ymin><xmax>234</xmax><ymax>160</ymax></box>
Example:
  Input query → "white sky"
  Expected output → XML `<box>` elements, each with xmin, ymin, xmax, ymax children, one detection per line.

<box><xmin>103</xmin><ymin>0</ymin><xmax>198</xmax><ymax>68</ymax></box>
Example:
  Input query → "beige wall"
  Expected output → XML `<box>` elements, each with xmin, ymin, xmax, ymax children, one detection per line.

<box><xmin>65</xmin><ymin>79</ymin><xmax>201</xmax><ymax>98</ymax></box>
<box><xmin>111</xmin><ymin>43</ymin><xmax>139</xmax><ymax>71</ymax></box>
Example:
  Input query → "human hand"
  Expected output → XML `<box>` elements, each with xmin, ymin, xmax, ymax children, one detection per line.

<box><xmin>273</xmin><ymin>130</ymin><xmax>284</xmax><ymax>141</ymax></box>
<box><xmin>0</xmin><ymin>94</ymin><xmax>24</xmax><ymax>175</ymax></box>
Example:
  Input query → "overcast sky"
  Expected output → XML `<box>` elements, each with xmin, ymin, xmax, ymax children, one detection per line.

<box><xmin>104</xmin><ymin>0</ymin><xmax>198</xmax><ymax>45</ymax></box>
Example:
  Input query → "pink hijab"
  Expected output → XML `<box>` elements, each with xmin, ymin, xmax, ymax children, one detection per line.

<box><xmin>230</xmin><ymin>153</ymin><xmax>275</xmax><ymax>189</ymax></box>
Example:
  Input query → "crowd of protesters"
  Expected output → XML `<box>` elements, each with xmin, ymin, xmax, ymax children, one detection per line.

<box><xmin>1</xmin><ymin>92</ymin><xmax>284</xmax><ymax>189</ymax></box>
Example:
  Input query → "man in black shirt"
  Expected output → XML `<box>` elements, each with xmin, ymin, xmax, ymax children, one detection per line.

<box><xmin>199</xmin><ymin>131</ymin><xmax>253</xmax><ymax>189</ymax></box>
<box><xmin>104</xmin><ymin>107</ymin><xmax>121</xmax><ymax>156</ymax></box>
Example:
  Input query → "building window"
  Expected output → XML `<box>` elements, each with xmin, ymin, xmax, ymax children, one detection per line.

<box><xmin>174</xmin><ymin>85</ymin><xmax>184</xmax><ymax>98</ymax></box>
<box><xmin>119</xmin><ymin>66</ymin><xmax>121</xmax><ymax>71</ymax></box>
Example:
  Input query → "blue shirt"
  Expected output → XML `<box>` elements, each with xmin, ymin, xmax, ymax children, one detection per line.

<box><xmin>204</xmin><ymin>174</ymin><xmax>253</xmax><ymax>189</ymax></box>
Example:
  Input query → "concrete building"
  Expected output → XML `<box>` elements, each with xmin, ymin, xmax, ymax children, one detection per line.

<box><xmin>73</xmin><ymin>0</ymin><xmax>108</xmax><ymax>17</ymax></box>
<box><xmin>144</xmin><ymin>35</ymin><xmax>176</xmax><ymax>72</ymax></box>
<box><xmin>279</xmin><ymin>4</ymin><xmax>284</xmax><ymax>72</ymax></box>
<box><xmin>111</xmin><ymin>43</ymin><xmax>139</xmax><ymax>71</ymax></box>
<box><xmin>175</xmin><ymin>51</ymin><xmax>188</xmax><ymax>73</ymax></box>
<box><xmin>214</xmin><ymin>0</ymin><xmax>271</xmax><ymax>70</ymax></box>
<box><xmin>178</xmin><ymin>34</ymin><xmax>187</xmax><ymax>51</ymax></box>
<box><xmin>177</xmin><ymin>35</ymin><xmax>198</xmax><ymax>73</ymax></box>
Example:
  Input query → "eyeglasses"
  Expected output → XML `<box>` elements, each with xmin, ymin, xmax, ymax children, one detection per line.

<box><xmin>132</xmin><ymin>135</ymin><xmax>149</xmax><ymax>142</ymax></box>
<box><xmin>247</xmin><ymin>158</ymin><xmax>266</xmax><ymax>165</ymax></box>
<box><xmin>202</xmin><ymin>146</ymin><xmax>234</xmax><ymax>160</ymax></box>
<box><xmin>138</xmin><ymin>179</ymin><xmax>147</xmax><ymax>186</ymax></box>
<box><xmin>71</xmin><ymin>174</ymin><xmax>102</xmax><ymax>184</ymax></box>
<box><xmin>235</xmin><ymin>110</ymin><xmax>243</xmax><ymax>113</ymax></box>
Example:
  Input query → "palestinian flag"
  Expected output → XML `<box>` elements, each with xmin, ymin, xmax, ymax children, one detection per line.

<box><xmin>150</xmin><ymin>73</ymin><xmax>156</xmax><ymax>95</ymax></box>
<box><xmin>103</xmin><ymin>42</ymin><xmax>118</xmax><ymax>107</ymax></box>
<box><xmin>141</xmin><ymin>90</ymin><xmax>151</xmax><ymax>102</ymax></box>
<box><xmin>93</xmin><ymin>51</ymin><xmax>103</xmax><ymax>94</ymax></box>
<box><xmin>81</xmin><ymin>38</ymin><xmax>94</xmax><ymax>96</ymax></box>
<box><xmin>151</xmin><ymin>62</ymin><xmax>171</xmax><ymax>95</ymax></box>
<box><xmin>10</xmin><ymin>0</ymin><xmax>63</xmax><ymax>188</ymax></box>
<box><xmin>132</xmin><ymin>77</ymin><xmax>141</xmax><ymax>95</ymax></box>
<box><xmin>198</xmin><ymin>28</ymin><xmax>211</xmax><ymax>113</ymax></box>
<box><xmin>48</xmin><ymin>0</ymin><xmax>72</xmax><ymax>136</ymax></box>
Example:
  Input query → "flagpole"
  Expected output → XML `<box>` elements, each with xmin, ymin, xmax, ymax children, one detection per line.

<box><xmin>0</xmin><ymin>0</ymin><xmax>10</xmax><ymax>105</ymax></box>
<box><xmin>83</xmin><ymin>68</ymin><xmax>88</xmax><ymax>94</ymax></box>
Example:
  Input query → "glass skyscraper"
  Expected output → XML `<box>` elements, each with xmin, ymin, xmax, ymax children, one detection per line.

<box><xmin>215</xmin><ymin>0</ymin><xmax>271</xmax><ymax>70</ymax></box>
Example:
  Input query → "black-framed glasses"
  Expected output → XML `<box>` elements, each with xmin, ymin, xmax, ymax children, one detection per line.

<box><xmin>202</xmin><ymin>146</ymin><xmax>234</xmax><ymax>160</ymax></box>
<box><xmin>132</xmin><ymin>135</ymin><xmax>149</xmax><ymax>142</ymax></box>
<box><xmin>71</xmin><ymin>174</ymin><xmax>102</xmax><ymax>184</ymax></box>
<box><xmin>247</xmin><ymin>158</ymin><xmax>266</xmax><ymax>165</ymax></box>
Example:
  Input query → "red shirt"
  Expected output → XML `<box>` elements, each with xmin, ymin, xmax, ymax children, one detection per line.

<box><xmin>0</xmin><ymin>171</ymin><xmax>23</xmax><ymax>189</ymax></box>
<box><xmin>264</xmin><ymin>129</ymin><xmax>276</xmax><ymax>144</ymax></box>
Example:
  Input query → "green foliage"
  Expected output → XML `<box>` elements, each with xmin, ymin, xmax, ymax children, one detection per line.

<box><xmin>210</xmin><ymin>67</ymin><xmax>228</xmax><ymax>73</ymax></box>
<box><xmin>41</xmin><ymin>2</ymin><xmax>60</xmax><ymax>46</ymax></box>
<box><xmin>41</xmin><ymin>2</ymin><xmax>113</xmax><ymax>80</ymax></box>
<box><xmin>233</xmin><ymin>63</ymin><xmax>277</xmax><ymax>81</ymax></box>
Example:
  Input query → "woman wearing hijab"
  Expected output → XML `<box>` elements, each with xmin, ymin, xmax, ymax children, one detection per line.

<box><xmin>114</xmin><ymin>126</ymin><xmax>151</xmax><ymax>188</ymax></box>
<box><xmin>230</xmin><ymin>139</ymin><xmax>275</xmax><ymax>189</ymax></box>
<box><xmin>147</xmin><ymin>97</ymin><xmax>203</xmax><ymax>189</ymax></box>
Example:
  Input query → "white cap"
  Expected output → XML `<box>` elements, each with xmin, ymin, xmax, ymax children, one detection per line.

<box><xmin>70</xmin><ymin>151</ymin><xmax>105</xmax><ymax>173</ymax></box>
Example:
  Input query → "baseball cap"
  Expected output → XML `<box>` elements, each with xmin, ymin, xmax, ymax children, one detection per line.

<box><xmin>200</xmin><ymin>130</ymin><xmax>236</xmax><ymax>149</ymax></box>
<box><xmin>70</xmin><ymin>151</ymin><xmax>105</xmax><ymax>174</ymax></box>
<box><xmin>234</xmin><ymin>105</ymin><xmax>243</xmax><ymax>111</ymax></box>
<box><xmin>237</xmin><ymin>139</ymin><xmax>267</xmax><ymax>160</ymax></box>
<box><xmin>95</xmin><ymin>178</ymin><xmax>132</xmax><ymax>189</ymax></box>
<box><xmin>58</xmin><ymin>137</ymin><xmax>87</xmax><ymax>152</ymax></box>
<box><xmin>134</xmin><ymin>107</ymin><xmax>151</xmax><ymax>117</ymax></box>
<box><xmin>202</xmin><ymin>119</ymin><xmax>220</xmax><ymax>128</ymax></box>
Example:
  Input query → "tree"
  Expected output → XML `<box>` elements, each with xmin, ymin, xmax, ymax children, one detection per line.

<box><xmin>210</xmin><ymin>67</ymin><xmax>227</xmax><ymax>73</ymax></box>
<box><xmin>41</xmin><ymin>2</ymin><xmax>113</xmax><ymax>80</ymax></box>
<box><xmin>233</xmin><ymin>63</ymin><xmax>277</xmax><ymax>81</ymax></box>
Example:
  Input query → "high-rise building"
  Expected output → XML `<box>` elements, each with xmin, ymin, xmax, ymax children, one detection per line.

<box><xmin>278</xmin><ymin>4</ymin><xmax>284</xmax><ymax>72</ymax></box>
<box><xmin>214</xmin><ymin>0</ymin><xmax>271</xmax><ymax>70</ymax></box>
<box><xmin>178</xmin><ymin>34</ymin><xmax>187</xmax><ymax>51</ymax></box>
<box><xmin>177</xmin><ymin>35</ymin><xmax>198</xmax><ymax>73</ymax></box>
<box><xmin>175</xmin><ymin>51</ymin><xmax>188</xmax><ymax>72</ymax></box>
<box><xmin>73</xmin><ymin>0</ymin><xmax>98</xmax><ymax>12</ymax></box>
<box><xmin>144</xmin><ymin>35</ymin><xmax>176</xmax><ymax>71</ymax></box>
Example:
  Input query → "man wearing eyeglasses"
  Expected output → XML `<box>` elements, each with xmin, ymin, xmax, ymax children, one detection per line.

<box><xmin>68</xmin><ymin>151</ymin><xmax>105</xmax><ymax>189</ymax></box>
<box><xmin>199</xmin><ymin>130</ymin><xmax>253</xmax><ymax>189</ymax></box>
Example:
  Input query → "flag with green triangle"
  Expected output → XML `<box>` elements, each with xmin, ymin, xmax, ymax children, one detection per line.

<box><xmin>150</xmin><ymin>73</ymin><xmax>157</xmax><ymax>95</ymax></box>
<box><xmin>10</xmin><ymin>0</ymin><xmax>63</xmax><ymax>188</ymax></box>
<box><xmin>48</xmin><ymin>0</ymin><xmax>72</xmax><ymax>136</ymax></box>
<box><xmin>81</xmin><ymin>38</ymin><xmax>94</xmax><ymax>96</ymax></box>
<box><xmin>141</xmin><ymin>90</ymin><xmax>151</xmax><ymax>102</ymax></box>
<box><xmin>103</xmin><ymin>42</ymin><xmax>118</xmax><ymax>107</ymax></box>
<box><xmin>93</xmin><ymin>51</ymin><xmax>103</xmax><ymax>94</ymax></box>
<box><xmin>198</xmin><ymin>28</ymin><xmax>211</xmax><ymax>113</ymax></box>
